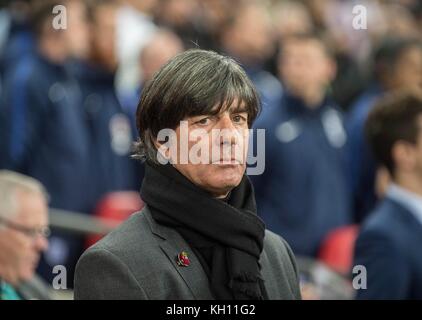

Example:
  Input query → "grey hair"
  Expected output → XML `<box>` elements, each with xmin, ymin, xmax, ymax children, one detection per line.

<box><xmin>0</xmin><ymin>170</ymin><xmax>48</xmax><ymax>220</ymax></box>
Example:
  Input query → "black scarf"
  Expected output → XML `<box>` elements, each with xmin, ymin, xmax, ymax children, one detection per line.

<box><xmin>140</xmin><ymin>161</ymin><xmax>268</xmax><ymax>300</ymax></box>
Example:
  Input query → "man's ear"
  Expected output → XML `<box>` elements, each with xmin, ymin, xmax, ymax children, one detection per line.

<box><xmin>392</xmin><ymin>140</ymin><xmax>417</xmax><ymax>173</ymax></box>
<box><xmin>153</xmin><ymin>139</ymin><xmax>170</xmax><ymax>161</ymax></box>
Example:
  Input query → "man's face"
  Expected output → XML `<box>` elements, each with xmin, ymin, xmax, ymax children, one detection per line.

<box><xmin>392</xmin><ymin>46</ymin><xmax>422</xmax><ymax>91</ymax></box>
<box><xmin>162</xmin><ymin>103</ymin><xmax>250</xmax><ymax>198</ymax></box>
<box><xmin>279</xmin><ymin>39</ymin><xmax>335</xmax><ymax>96</ymax></box>
<box><xmin>66</xmin><ymin>0</ymin><xmax>90</xmax><ymax>59</ymax></box>
<box><xmin>226</xmin><ymin>6</ymin><xmax>275</xmax><ymax>65</ymax></box>
<box><xmin>0</xmin><ymin>191</ymin><xmax>49</xmax><ymax>285</ymax></box>
<box><xmin>140</xmin><ymin>34</ymin><xmax>183</xmax><ymax>82</ymax></box>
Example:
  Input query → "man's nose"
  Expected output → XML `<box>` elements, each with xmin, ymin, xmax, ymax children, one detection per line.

<box><xmin>217</xmin><ymin>115</ymin><xmax>238</xmax><ymax>145</ymax></box>
<box><xmin>34</xmin><ymin>234</ymin><xmax>49</xmax><ymax>252</ymax></box>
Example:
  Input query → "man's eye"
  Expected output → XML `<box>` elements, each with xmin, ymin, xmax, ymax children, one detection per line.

<box><xmin>233</xmin><ymin>115</ymin><xmax>246</xmax><ymax>123</ymax></box>
<box><xmin>196</xmin><ymin>118</ymin><xmax>210</xmax><ymax>125</ymax></box>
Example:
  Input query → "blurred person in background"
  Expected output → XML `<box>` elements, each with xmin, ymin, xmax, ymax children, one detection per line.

<box><xmin>140</xmin><ymin>29</ymin><xmax>184</xmax><ymax>85</ymax></box>
<box><xmin>117</xmin><ymin>28</ymin><xmax>183</xmax><ymax>189</ymax></box>
<box><xmin>65</xmin><ymin>0</ymin><xmax>90</xmax><ymax>61</ymax></box>
<box><xmin>0</xmin><ymin>171</ymin><xmax>50</xmax><ymax>300</ymax></box>
<box><xmin>300</xmin><ymin>0</ymin><xmax>383</xmax><ymax>111</ymax></box>
<box><xmin>115</xmin><ymin>0</ymin><xmax>157</xmax><ymax>94</ymax></box>
<box><xmin>0</xmin><ymin>2</ymin><xmax>11</xmax><ymax>80</ymax></box>
<box><xmin>195</xmin><ymin>0</ymin><xmax>237</xmax><ymax>51</ymax></box>
<box><xmin>119</xmin><ymin>28</ymin><xmax>184</xmax><ymax>124</ymax></box>
<box><xmin>251</xmin><ymin>33</ymin><xmax>352</xmax><ymax>257</ymax></box>
<box><xmin>0</xmin><ymin>0</ymin><xmax>94</xmax><ymax>285</ymax></box>
<box><xmin>381</xmin><ymin>2</ymin><xmax>421</xmax><ymax>39</ymax></box>
<box><xmin>117</xmin><ymin>28</ymin><xmax>184</xmax><ymax>185</ymax></box>
<box><xmin>219</xmin><ymin>0</ymin><xmax>282</xmax><ymax>110</ymax></box>
<box><xmin>321</xmin><ymin>0</ymin><xmax>379</xmax><ymax>111</ymax></box>
<box><xmin>66</xmin><ymin>0</ymin><xmax>140</xmax><ymax>201</ymax></box>
<box><xmin>153</xmin><ymin>0</ymin><xmax>232</xmax><ymax>51</ymax></box>
<box><xmin>347</xmin><ymin>37</ymin><xmax>422</xmax><ymax>223</ymax></box>
<box><xmin>354</xmin><ymin>89</ymin><xmax>422</xmax><ymax>299</ymax></box>
<box><xmin>266</xmin><ymin>0</ymin><xmax>314</xmax><ymax>86</ymax></box>
<box><xmin>64</xmin><ymin>2</ymin><xmax>143</xmax><ymax>272</ymax></box>
<box><xmin>153</xmin><ymin>0</ymin><xmax>207</xmax><ymax>49</ymax></box>
<box><xmin>0</xmin><ymin>0</ymin><xmax>35</xmax><ymax>80</ymax></box>
<box><xmin>0</xmin><ymin>4</ymin><xmax>6</xmax><ymax>168</ymax></box>
<box><xmin>273</xmin><ymin>1</ymin><xmax>314</xmax><ymax>41</ymax></box>
<box><xmin>0</xmin><ymin>0</ymin><xmax>31</xmax><ymax>147</ymax></box>
<box><xmin>305</xmin><ymin>0</ymin><xmax>332</xmax><ymax>32</ymax></box>
<box><xmin>416</xmin><ymin>1</ymin><xmax>422</xmax><ymax>32</ymax></box>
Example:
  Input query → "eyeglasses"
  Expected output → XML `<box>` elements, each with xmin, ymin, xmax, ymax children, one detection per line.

<box><xmin>0</xmin><ymin>216</ymin><xmax>51</xmax><ymax>239</ymax></box>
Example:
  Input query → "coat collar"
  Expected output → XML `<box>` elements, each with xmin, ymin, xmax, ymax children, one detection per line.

<box><xmin>386</xmin><ymin>186</ymin><xmax>422</xmax><ymax>227</ymax></box>
<box><xmin>142</xmin><ymin>206</ymin><xmax>214</xmax><ymax>299</ymax></box>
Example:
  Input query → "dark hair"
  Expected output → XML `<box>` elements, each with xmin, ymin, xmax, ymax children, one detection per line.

<box><xmin>365</xmin><ymin>89</ymin><xmax>422</xmax><ymax>177</ymax></box>
<box><xmin>134</xmin><ymin>49</ymin><xmax>260</xmax><ymax>163</ymax></box>
<box><xmin>30</xmin><ymin>0</ymin><xmax>65</xmax><ymax>36</ymax></box>
<box><xmin>374</xmin><ymin>37</ymin><xmax>422</xmax><ymax>80</ymax></box>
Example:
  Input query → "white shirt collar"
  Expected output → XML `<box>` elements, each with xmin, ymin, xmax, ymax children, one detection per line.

<box><xmin>387</xmin><ymin>183</ymin><xmax>422</xmax><ymax>226</ymax></box>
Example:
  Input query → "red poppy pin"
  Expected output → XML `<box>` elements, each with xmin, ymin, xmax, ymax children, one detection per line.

<box><xmin>177</xmin><ymin>251</ymin><xmax>190</xmax><ymax>267</ymax></box>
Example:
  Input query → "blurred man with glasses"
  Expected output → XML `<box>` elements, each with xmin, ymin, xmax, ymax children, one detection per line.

<box><xmin>0</xmin><ymin>170</ymin><xmax>50</xmax><ymax>300</ymax></box>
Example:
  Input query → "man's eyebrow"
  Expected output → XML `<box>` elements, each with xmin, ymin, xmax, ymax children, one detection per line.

<box><xmin>229</xmin><ymin>106</ymin><xmax>249</xmax><ymax>114</ymax></box>
<box><xmin>188</xmin><ymin>105</ymin><xmax>249</xmax><ymax>120</ymax></box>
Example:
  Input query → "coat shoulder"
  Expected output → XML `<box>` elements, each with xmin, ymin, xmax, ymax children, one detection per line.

<box><xmin>77</xmin><ymin>208</ymin><xmax>163</xmax><ymax>282</ymax></box>
<box><xmin>263</xmin><ymin>230</ymin><xmax>295</xmax><ymax>262</ymax></box>
<box><xmin>261</xmin><ymin>230</ymin><xmax>302</xmax><ymax>299</ymax></box>
<box><xmin>74</xmin><ymin>209</ymin><xmax>162</xmax><ymax>299</ymax></box>
<box><xmin>86</xmin><ymin>209</ymin><xmax>155</xmax><ymax>255</ymax></box>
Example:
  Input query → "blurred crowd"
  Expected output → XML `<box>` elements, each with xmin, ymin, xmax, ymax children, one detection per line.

<box><xmin>0</xmin><ymin>0</ymin><xmax>421</xmax><ymax>299</ymax></box>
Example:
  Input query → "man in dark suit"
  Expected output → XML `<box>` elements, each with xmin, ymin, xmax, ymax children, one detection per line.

<box><xmin>74</xmin><ymin>49</ymin><xmax>302</xmax><ymax>300</ymax></box>
<box><xmin>354</xmin><ymin>89</ymin><xmax>422</xmax><ymax>299</ymax></box>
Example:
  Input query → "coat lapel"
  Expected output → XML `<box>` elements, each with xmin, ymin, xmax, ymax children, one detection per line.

<box><xmin>143</xmin><ymin>206</ymin><xmax>214</xmax><ymax>300</ymax></box>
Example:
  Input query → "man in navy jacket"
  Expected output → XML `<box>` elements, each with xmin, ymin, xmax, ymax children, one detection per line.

<box><xmin>346</xmin><ymin>37</ymin><xmax>422</xmax><ymax>223</ymax></box>
<box><xmin>0</xmin><ymin>1</ymin><xmax>94</xmax><ymax>284</ymax></box>
<box><xmin>251</xmin><ymin>34</ymin><xmax>352</xmax><ymax>257</ymax></box>
<box><xmin>66</xmin><ymin>0</ymin><xmax>140</xmax><ymax>200</ymax></box>
<box><xmin>354</xmin><ymin>89</ymin><xmax>422</xmax><ymax>299</ymax></box>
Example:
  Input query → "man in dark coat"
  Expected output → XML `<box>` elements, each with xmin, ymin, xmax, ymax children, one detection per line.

<box><xmin>74</xmin><ymin>49</ymin><xmax>302</xmax><ymax>300</ymax></box>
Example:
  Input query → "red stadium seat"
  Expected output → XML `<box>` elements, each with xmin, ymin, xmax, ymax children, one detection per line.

<box><xmin>86</xmin><ymin>191</ymin><xmax>144</xmax><ymax>247</ymax></box>
<box><xmin>318</xmin><ymin>225</ymin><xmax>359</xmax><ymax>275</ymax></box>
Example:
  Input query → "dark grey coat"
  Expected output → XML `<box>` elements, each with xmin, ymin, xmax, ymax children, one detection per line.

<box><xmin>74</xmin><ymin>206</ymin><xmax>302</xmax><ymax>300</ymax></box>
